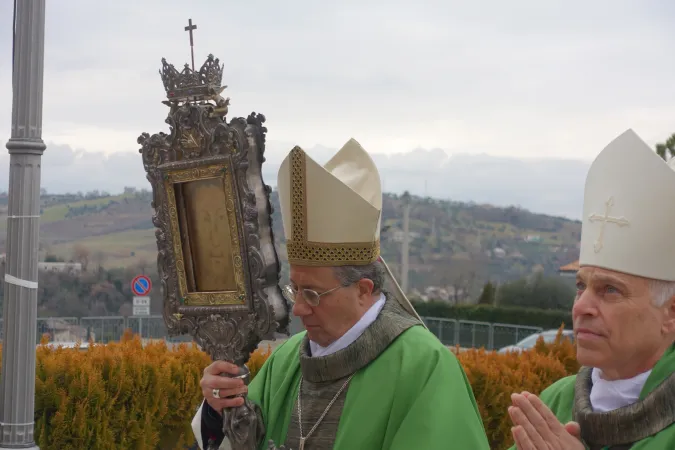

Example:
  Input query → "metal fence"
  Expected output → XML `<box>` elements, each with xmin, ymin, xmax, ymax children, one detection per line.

<box><xmin>0</xmin><ymin>315</ymin><xmax>543</xmax><ymax>351</ymax></box>
<box><xmin>0</xmin><ymin>315</ymin><xmax>191</xmax><ymax>344</ymax></box>
<box><xmin>422</xmin><ymin>317</ymin><xmax>543</xmax><ymax>350</ymax></box>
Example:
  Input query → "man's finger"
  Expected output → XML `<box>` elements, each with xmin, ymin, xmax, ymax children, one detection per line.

<box><xmin>511</xmin><ymin>393</ymin><xmax>552</xmax><ymax>437</ymax></box>
<box><xmin>201</xmin><ymin>373</ymin><xmax>246</xmax><ymax>390</ymax></box>
<box><xmin>528</xmin><ymin>394</ymin><xmax>567</xmax><ymax>436</ymax></box>
<box><xmin>512</xmin><ymin>425</ymin><xmax>536</xmax><ymax>450</ymax></box>
<box><xmin>203</xmin><ymin>384</ymin><xmax>248</xmax><ymax>399</ymax></box>
<box><xmin>508</xmin><ymin>406</ymin><xmax>548</xmax><ymax>450</ymax></box>
<box><xmin>564</xmin><ymin>421</ymin><xmax>581</xmax><ymax>439</ymax></box>
<box><xmin>205</xmin><ymin>360</ymin><xmax>241</xmax><ymax>376</ymax></box>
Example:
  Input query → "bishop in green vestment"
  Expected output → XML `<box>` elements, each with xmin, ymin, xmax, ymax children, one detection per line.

<box><xmin>507</xmin><ymin>130</ymin><xmax>675</xmax><ymax>450</ymax></box>
<box><xmin>193</xmin><ymin>139</ymin><xmax>490</xmax><ymax>450</ymax></box>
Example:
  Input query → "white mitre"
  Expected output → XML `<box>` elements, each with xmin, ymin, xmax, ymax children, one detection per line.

<box><xmin>277</xmin><ymin>138</ymin><xmax>424</xmax><ymax>323</ymax></box>
<box><xmin>579</xmin><ymin>129</ymin><xmax>675</xmax><ymax>281</ymax></box>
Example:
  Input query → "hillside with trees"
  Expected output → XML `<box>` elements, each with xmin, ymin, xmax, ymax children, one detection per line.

<box><xmin>0</xmin><ymin>188</ymin><xmax>582</xmax><ymax>317</ymax></box>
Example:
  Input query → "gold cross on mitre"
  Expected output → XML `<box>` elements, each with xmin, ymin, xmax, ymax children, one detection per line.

<box><xmin>588</xmin><ymin>196</ymin><xmax>630</xmax><ymax>253</ymax></box>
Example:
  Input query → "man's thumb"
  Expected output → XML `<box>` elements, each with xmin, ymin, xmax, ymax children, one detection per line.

<box><xmin>564</xmin><ymin>421</ymin><xmax>581</xmax><ymax>439</ymax></box>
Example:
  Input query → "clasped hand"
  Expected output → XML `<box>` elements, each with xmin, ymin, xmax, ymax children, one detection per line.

<box><xmin>509</xmin><ymin>391</ymin><xmax>584</xmax><ymax>450</ymax></box>
<box><xmin>201</xmin><ymin>360</ymin><xmax>248</xmax><ymax>414</ymax></box>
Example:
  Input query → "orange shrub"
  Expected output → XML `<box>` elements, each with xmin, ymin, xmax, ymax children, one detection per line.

<box><xmin>0</xmin><ymin>328</ymin><xmax>577</xmax><ymax>449</ymax></box>
<box><xmin>7</xmin><ymin>330</ymin><xmax>210</xmax><ymax>449</ymax></box>
<box><xmin>457</xmin><ymin>327</ymin><xmax>579</xmax><ymax>449</ymax></box>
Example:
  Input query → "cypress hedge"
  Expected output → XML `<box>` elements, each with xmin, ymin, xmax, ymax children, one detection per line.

<box><xmin>411</xmin><ymin>300</ymin><xmax>572</xmax><ymax>330</ymax></box>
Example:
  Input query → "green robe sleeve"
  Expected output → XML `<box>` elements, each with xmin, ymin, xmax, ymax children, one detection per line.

<box><xmin>246</xmin><ymin>336</ymin><xmax>304</xmax><ymax>449</ymax></box>
<box><xmin>387</xmin><ymin>346</ymin><xmax>490</xmax><ymax>450</ymax></box>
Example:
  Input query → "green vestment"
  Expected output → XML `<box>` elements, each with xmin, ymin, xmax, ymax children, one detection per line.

<box><xmin>508</xmin><ymin>345</ymin><xmax>675</xmax><ymax>449</ymax></box>
<box><xmin>248</xmin><ymin>324</ymin><xmax>489</xmax><ymax>449</ymax></box>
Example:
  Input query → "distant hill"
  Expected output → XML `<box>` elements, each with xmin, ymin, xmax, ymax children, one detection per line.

<box><xmin>0</xmin><ymin>189</ymin><xmax>581</xmax><ymax>294</ymax></box>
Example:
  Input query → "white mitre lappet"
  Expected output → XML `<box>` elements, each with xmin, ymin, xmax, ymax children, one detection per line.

<box><xmin>579</xmin><ymin>129</ymin><xmax>675</xmax><ymax>281</ymax></box>
<box><xmin>276</xmin><ymin>138</ymin><xmax>424</xmax><ymax>324</ymax></box>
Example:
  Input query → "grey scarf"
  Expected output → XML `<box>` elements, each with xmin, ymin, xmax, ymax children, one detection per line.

<box><xmin>573</xmin><ymin>366</ymin><xmax>675</xmax><ymax>449</ymax></box>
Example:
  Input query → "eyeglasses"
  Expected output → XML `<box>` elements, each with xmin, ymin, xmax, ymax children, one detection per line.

<box><xmin>282</xmin><ymin>284</ymin><xmax>343</xmax><ymax>307</ymax></box>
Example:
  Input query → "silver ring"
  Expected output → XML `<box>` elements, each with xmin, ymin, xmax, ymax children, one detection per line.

<box><xmin>212</xmin><ymin>388</ymin><xmax>220</xmax><ymax>399</ymax></box>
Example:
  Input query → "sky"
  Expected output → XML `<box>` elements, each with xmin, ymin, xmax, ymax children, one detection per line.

<box><xmin>0</xmin><ymin>0</ymin><xmax>674</xmax><ymax>219</ymax></box>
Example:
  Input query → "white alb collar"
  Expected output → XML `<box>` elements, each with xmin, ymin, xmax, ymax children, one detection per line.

<box><xmin>590</xmin><ymin>367</ymin><xmax>651</xmax><ymax>412</ymax></box>
<box><xmin>309</xmin><ymin>293</ymin><xmax>386</xmax><ymax>357</ymax></box>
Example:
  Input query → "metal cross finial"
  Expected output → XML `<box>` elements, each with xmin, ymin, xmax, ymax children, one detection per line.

<box><xmin>184</xmin><ymin>18</ymin><xmax>198</xmax><ymax>71</ymax></box>
<box><xmin>588</xmin><ymin>196</ymin><xmax>630</xmax><ymax>253</ymax></box>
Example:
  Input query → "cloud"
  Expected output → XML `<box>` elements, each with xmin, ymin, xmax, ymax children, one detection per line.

<box><xmin>0</xmin><ymin>140</ymin><xmax>589</xmax><ymax>220</ymax></box>
<box><xmin>1</xmin><ymin>0</ymin><xmax>675</xmax><ymax>160</ymax></box>
<box><xmin>0</xmin><ymin>141</ymin><xmax>148</xmax><ymax>194</ymax></box>
<box><xmin>0</xmin><ymin>0</ymin><xmax>672</xmax><ymax>221</ymax></box>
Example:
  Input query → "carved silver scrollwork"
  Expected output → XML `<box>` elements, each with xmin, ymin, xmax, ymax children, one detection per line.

<box><xmin>140</xmin><ymin>54</ymin><xmax>290</xmax><ymax>450</ymax></box>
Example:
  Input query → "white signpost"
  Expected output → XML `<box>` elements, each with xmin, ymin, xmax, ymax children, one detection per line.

<box><xmin>132</xmin><ymin>296</ymin><xmax>150</xmax><ymax>339</ymax></box>
<box><xmin>132</xmin><ymin>296</ymin><xmax>151</xmax><ymax>316</ymax></box>
<box><xmin>130</xmin><ymin>275</ymin><xmax>152</xmax><ymax>339</ymax></box>
<box><xmin>131</xmin><ymin>275</ymin><xmax>152</xmax><ymax>317</ymax></box>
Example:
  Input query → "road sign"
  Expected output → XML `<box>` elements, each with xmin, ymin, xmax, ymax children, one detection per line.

<box><xmin>133</xmin><ymin>305</ymin><xmax>150</xmax><ymax>316</ymax></box>
<box><xmin>131</xmin><ymin>275</ymin><xmax>152</xmax><ymax>296</ymax></box>
<box><xmin>133</xmin><ymin>296</ymin><xmax>150</xmax><ymax>307</ymax></box>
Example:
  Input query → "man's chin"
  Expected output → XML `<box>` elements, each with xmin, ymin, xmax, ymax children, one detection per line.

<box><xmin>304</xmin><ymin>326</ymin><xmax>319</xmax><ymax>339</ymax></box>
<box><xmin>305</xmin><ymin>327</ymin><xmax>330</xmax><ymax>346</ymax></box>
<box><xmin>576</xmin><ymin>348</ymin><xmax>606</xmax><ymax>368</ymax></box>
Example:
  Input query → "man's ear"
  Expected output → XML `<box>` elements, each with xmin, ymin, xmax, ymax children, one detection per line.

<box><xmin>663</xmin><ymin>296</ymin><xmax>675</xmax><ymax>335</ymax></box>
<box><xmin>356</xmin><ymin>278</ymin><xmax>374</xmax><ymax>302</ymax></box>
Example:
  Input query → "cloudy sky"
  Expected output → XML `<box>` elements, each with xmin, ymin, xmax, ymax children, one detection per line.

<box><xmin>0</xmin><ymin>0</ymin><xmax>674</xmax><ymax>219</ymax></box>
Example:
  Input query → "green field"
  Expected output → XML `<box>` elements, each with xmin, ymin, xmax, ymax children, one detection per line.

<box><xmin>40</xmin><ymin>194</ymin><xmax>132</xmax><ymax>223</ymax></box>
<box><xmin>48</xmin><ymin>228</ymin><xmax>157</xmax><ymax>268</ymax></box>
<box><xmin>0</xmin><ymin>190</ymin><xmax>581</xmax><ymax>283</ymax></box>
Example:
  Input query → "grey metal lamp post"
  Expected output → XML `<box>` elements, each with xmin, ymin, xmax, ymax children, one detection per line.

<box><xmin>0</xmin><ymin>0</ymin><xmax>46</xmax><ymax>449</ymax></box>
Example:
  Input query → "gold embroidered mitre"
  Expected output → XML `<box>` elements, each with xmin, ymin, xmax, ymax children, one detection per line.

<box><xmin>580</xmin><ymin>129</ymin><xmax>675</xmax><ymax>281</ymax></box>
<box><xmin>277</xmin><ymin>138</ymin><xmax>382</xmax><ymax>266</ymax></box>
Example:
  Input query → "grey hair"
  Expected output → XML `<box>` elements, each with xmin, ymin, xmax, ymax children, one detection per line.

<box><xmin>333</xmin><ymin>260</ymin><xmax>386</xmax><ymax>293</ymax></box>
<box><xmin>649</xmin><ymin>279</ymin><xmax>675</xmax><ymax>307</ymax></box>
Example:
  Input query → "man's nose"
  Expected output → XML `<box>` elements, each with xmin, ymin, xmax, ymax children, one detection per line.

<box><xmin>292</xmin><ymin>300</ymin><xmax>312</xmax><ymax>317</ymax></box>
<box><xmin>572</xmin><ymin>289</ymin><xmax>598</xmax><ymax>318</ymax></box>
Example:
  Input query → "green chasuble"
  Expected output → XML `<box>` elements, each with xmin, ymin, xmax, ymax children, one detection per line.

<box><xmin>247</xmin><ymin>320</ymin><xmax>489</xmax><ymax>449</ymax></box>
<box><xmin>508</xmin><ymin>345</ymin><xmax>675</xmax><ymax>450</ymax></box>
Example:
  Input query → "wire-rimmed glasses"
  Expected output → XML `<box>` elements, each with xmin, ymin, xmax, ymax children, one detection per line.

<box><xmin>282</xmin><ymin>284</ymin><xmax>344</xmax><ymax>307</ymax></box>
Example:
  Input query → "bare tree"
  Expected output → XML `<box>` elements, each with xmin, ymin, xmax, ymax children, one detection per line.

<box><xmin>72</xmin><ymin>243</ymin><xmax>90</xmax><ymax>271</ymax></box>
<box><xmin>138</xmin><ymin>257</ymin><xmax>148</xmax><ymax>274</ymax></box>
<box><xmin>93</xmin><ymin>251</ymin><xmax>106</xmax><ymax>277</ymax></box>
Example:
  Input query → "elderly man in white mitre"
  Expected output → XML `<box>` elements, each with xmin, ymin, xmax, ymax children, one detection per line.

<box><xmin>192</xmin><ymin>139</ymin><xmax>490</xmax><ymax>449</ymax></box>
<box><xmin>507</xmin><ymin>129</ymin><xmax>675</xmax><ymax>449</ymax></box>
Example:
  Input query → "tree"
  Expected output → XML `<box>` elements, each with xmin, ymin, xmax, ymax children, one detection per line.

<box><xmin>478</xmin><ymin>281</ymin><xmax>496</xmax><ymax>305</ymax></box>
<box><xmin>93</xmin><ymin>251</ymin><xmax>106</xmax><ymax>276</ymax></box>
<box><xmin>44</xmin><ymin>254</ymin><xmax>64</xmax><ymax>263</ymax></box>
<box><xmin>655</xmin><ymin>133</ymin><xmax>675</xmax><ymax>161</ymax></box>
<box><xmin>118</xmin><ymin>302</ymin><xmax>133</xmax><ymax>317</ymax></box>
<box><xmin>137</xmin><ymin>257</ymin><xmax>149</xmax><ymax>274</ymax></box>
<box><xmin>496</xmin><ymin>273</ymin><xmax>575</xmax><ymax>310</ymax></box>
<box><xmin>72</xmin><ymin>244</ymin><xmax>90</xmax><ymax>271</ymax></box>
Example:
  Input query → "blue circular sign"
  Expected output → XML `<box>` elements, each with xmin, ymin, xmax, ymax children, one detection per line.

<box><xmin>131</xmin><ymin>275</ymin><xmax>152</xmax><ymax>296</ymax></box>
